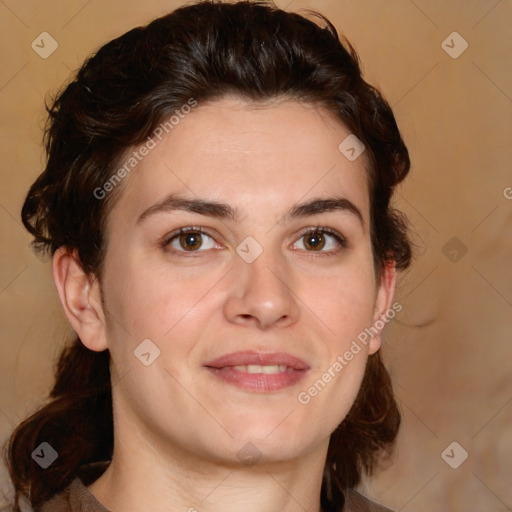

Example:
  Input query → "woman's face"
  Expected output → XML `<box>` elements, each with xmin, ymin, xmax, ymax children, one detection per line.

<box><xmin>81</xmin><ymin>97</ymin><xmax>395</xmax><ymax>465</ymax></box>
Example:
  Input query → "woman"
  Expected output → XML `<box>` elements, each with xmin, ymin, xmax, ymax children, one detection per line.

<box><xmin>3</xmin><ymin>1</ymin><xmax>413</xmax><ymax>510</ymax></box>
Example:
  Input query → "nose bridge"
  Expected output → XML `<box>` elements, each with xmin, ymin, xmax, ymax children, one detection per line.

<box><xmin>224</xmin><ymin>243</ymin><xmax>299</xmax><ymax>328</ymax></box>
<box><xmin>245</xmin><ymin>253</ymin><xmax>288</xmax><ymax>298</ymax></box>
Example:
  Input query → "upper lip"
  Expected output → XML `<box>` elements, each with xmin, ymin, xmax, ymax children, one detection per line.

<box><xmin>204</xmin><ymin>351</ymin><xmax>310</xmax><ymax>370</ymax></box>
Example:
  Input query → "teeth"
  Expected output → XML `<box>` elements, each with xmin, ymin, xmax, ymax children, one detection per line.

<box><xmin>232</xmin><ymin>364</ymin><xmax>290</xmax><ymax>374</ymax></box>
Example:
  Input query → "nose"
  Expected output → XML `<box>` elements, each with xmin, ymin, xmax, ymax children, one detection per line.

<box><xmin>223</xmin><ymin>251</ymin><xmax>300</xmax><ymax>330</ymax></box>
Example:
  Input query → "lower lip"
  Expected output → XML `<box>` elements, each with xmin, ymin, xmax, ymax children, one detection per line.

<box><xmin>205</xmin><ymin>367</ymin><xmax>308</xmax><ymax>392</ymax></box>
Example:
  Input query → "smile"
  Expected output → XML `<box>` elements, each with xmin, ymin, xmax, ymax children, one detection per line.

<box><xmin>204</xmin><ymin>351</ymin><xmax>310</xmax><ymax>392</ymax></box>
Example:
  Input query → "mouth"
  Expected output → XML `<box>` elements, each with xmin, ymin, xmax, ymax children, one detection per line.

<box><xmin>204</xmin><ymin>351</ymin><xmax>310</xmax><ymax>392</ymax></box>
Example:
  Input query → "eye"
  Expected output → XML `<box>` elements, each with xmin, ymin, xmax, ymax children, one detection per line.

<box><xmin>293</xmin><ymin>228</ymin><xmax>346</xmax><ymax>252</ymax></box>
<box><xmin>165</xmin><ymin>228</ymin><xmax>219</xmax><ymax>252</ymax></box>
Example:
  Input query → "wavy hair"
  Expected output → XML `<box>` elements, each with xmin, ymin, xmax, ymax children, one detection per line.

<box><xmin>4</xmin><ymin>1</ymin><xmax>412</xmax><ymax>510</ymax></box>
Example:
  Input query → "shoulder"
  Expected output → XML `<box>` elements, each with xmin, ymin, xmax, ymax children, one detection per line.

<box><xmin>38</xmin><ymin>462</ymin><xmax>111</xmax><ymax>512</ymax></box>
<box><xmin>38</xmin><ymin>477</ymin><xmax>110</xmax><ymax>512</ymax></box>
<box><xmin>38</xmin><ymin>483</ymin><xmax>72</xmax><ymax>511</ymax></box>
<box><xmin>341</xmin><ymin>488</ymin><xmax>396</xmax><ymax>512</ymax></box>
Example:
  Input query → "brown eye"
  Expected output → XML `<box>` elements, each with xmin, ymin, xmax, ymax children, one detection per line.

<box><xmin>179</xmin><ymin>231</ymin><xmax>203</xmax><ymax>251</ymax></box>
<box><xmin>303</xmin><ymin>231</ymin><xmax>325</xmax><ymax>251</ymax></box>
<box><xmin>293</xmin><ymin>228</ymin><xmax>346</xmax><ymax>253</ymax></box>
<box><xmin>166</xmin><ymin>229</ymin><xmax>218</xmax><ymax>253</ymax></box>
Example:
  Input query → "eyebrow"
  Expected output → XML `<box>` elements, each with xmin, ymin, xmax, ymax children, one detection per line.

<box><xmin>136</xmin><ymin>193</ymin><xmax>364</xmax><ymax>226</ymax></box>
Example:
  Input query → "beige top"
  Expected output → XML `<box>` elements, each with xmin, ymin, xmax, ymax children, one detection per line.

<box><xmin>34</xmin><ymin>462</ymin><xmax>395</xmax><ymax>512</ymax></box>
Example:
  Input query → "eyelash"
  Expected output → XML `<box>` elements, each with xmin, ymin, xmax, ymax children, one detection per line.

<box><xmin>160</xmin><ymin>226</ymin><xmax>347</xmax><ymax>256</ymax></box>
<box><xmin>297</xmin><ymin>226</ymin><xmax>347</xmax><ymax>253</ymax></box>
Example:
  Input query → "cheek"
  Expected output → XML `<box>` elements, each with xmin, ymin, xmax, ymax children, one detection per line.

<box><xmin>296</xmin><ymin>268</ymin><xmax>375</xmax><ymax>425</ymax></box>
<box><xmin>299</xmin><ymin>262</ymin><xmax>376</xmax><ymax>346</ymax></box>
<box><xmin>102</xmin><ymin>255</ymin><xmax>221</xmax><ymax>349</ymax></box>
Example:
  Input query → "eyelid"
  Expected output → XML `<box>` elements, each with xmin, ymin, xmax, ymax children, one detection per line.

<box><xmin>292</xmin><ymin>226</ymin><xmax>347</xmax><ymax>251</ymax></box>
<box><xmin>160</xmin><ymin>226</ymin><xmax>222</xmax><ymax>252</ymax></box>
<box><xmin>159</xmin><ymin>225</ymin><xmax>347</xmax><ymax>255</ymax></box>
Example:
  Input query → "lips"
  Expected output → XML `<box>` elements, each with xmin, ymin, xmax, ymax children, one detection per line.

<box><xmin>204</xmin><ymin>351</ymin><xmax>310</xmax><ymax>392</ymax></box>
<box><xmin>205</xmin><ymin>351</ymin><xmax>309</xmax><ymax>370</ymax></box>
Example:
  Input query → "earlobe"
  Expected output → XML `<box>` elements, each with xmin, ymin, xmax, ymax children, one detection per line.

<box><xmin>368</xmin><ymin>262</ymin><xmax>397</xmax><ymax>355</ymax></box>
<box><xmin>52</xmin><ymin>247</ymin><xmax>108</xmax><ymax>352</ymax></box>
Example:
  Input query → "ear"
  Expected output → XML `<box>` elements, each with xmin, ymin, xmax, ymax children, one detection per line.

<box><xmin>52</xmin><ymin>246</ymin><xmax>109</xmax><ymax>352</ymax></box>
<box><xmin>368</xmin><ymin>262</ymin><xmax>397</xmax><ymax>355</ymax></box>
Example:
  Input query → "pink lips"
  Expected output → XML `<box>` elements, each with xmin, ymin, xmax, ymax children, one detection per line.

<box><xmin>204</xmin><ymin>351</ymin><xmax>310</xmax><ymax>392</ymax></box>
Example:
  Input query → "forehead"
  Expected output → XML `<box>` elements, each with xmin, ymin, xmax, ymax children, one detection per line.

<box><xmin>109</xmin><ymin>97</ymin><xmax>370</xmax><ymax>228</ymax></box>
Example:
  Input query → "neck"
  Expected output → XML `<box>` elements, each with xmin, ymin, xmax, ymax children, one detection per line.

<box><xmin>87</xmin><ymin>430</ymin><xmax>328</xmax><ymax>512</ymax></box>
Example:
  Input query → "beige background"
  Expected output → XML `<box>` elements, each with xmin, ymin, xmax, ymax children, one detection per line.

<box><xmin>0</xmin><ymin>0</ymin><xmax>511</xmax><ymax>510</ymax></box>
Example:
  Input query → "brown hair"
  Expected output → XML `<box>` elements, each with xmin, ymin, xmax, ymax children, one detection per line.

<box><xmin>4</xmin><ymin>1</ymin><xmax>412</xmax><ymax>510</ymax></box>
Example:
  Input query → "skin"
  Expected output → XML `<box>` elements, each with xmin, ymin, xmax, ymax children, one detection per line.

<box><xmin>53</xmin><ymin>97</ymin><xmax>396</xmax><ymax>512</ymax></box>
